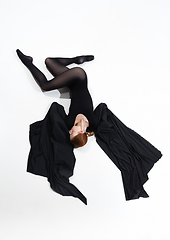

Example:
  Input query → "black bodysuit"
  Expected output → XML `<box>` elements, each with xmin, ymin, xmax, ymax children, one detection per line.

<box><xmin>65</xmin><ymin>79</ymin><xmax>97</xmax><ymax>130</ymax></box>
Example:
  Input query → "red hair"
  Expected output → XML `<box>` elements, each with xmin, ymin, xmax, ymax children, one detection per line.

<box><xmin>71</xmin><ymin>132</ymin><xmax>94</xmax><ymax>148</ymax></box>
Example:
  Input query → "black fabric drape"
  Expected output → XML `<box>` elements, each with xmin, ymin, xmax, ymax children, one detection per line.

<box><xmin>27</xmin><ymin>102</ymin><xmax>162</xmax><ymax>204</ymax></box>
<box><xmin>27</xmin><ymin>102</ymin><xmax>87</xmax><ymax>204</ymax></box>
<box><xmin>93</xmin><ymin>103</ymin><xmax>162</xmax><ymax>200</ymax></box>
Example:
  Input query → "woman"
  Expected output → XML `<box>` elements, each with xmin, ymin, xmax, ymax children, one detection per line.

<box><xmin>16</xmin><ymin>49</ymin><xmax>95</xmax><ymax>148</ymax></box>
<box><xmin>16</xmin><ymin>49</ymin><xmax>162</xmax><ymax>205</ymax></box>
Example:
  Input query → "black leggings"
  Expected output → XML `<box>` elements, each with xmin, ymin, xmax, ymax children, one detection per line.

<box><xmin>16</xmin><ymin>50</ymin><xmax>94</xmax><ymax>91</ymax></box>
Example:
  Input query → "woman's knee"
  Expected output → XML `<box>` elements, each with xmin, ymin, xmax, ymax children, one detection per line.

<box><xmin>45</xmin><ymin>57</ymin><xmax>51</xmax><ymax>66</ymax></box>
<box><xmin>73</xmin><ymin>67</ymin><xmax>87</xmax><ymax>81</ymax></box>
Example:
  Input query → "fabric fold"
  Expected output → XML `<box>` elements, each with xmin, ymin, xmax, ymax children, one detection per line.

<box><xmin>27</xmin><ymin>102</ymin><xmax>87</xmax><ymax>204</ymax></box>
<box><xmin>93</xmin><ymin>103</ymin><xmax>162</xmax><ymax>200</ymax></box>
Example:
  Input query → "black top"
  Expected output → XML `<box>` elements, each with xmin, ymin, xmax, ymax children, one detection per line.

<box><xmin>65</xmin><ymin>79</ymin><xmax>97</xmax><ymax>130</ymax></box>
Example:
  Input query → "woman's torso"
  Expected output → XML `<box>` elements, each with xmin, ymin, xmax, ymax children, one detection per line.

<box><xmin>65</xmin><ymin>80</ymin><xmax>97</xmax><ymax>130</ymax></box>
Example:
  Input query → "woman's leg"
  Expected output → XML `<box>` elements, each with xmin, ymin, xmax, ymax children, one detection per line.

<box><xmin>44</xmin><ymin>58</ymin><xmax>70</xmax><ymax>77</ymax></box>
<box><xmin>48</xmin><ymin>55</ymin><xmax>94</xmax><ymax>66</ymax></box>
<box><xmin>45</xmin><ymin>55</ymin><xmax>94</xmax><ymax>77</ymax></box>
<box><xmin>41</xmin><ymin>67</ymin><xmax>87</xmax><ymax>91</ymax></box>
<box><xmin>16</xmin><ymin>49</ymin><xmax>87</xmax><ymax>91</ymax></box>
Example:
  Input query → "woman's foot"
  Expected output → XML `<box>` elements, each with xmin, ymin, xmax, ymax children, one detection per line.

<box><xmin>16</xmin><ymin>49</ymin><xmax>33</xmax><ymax>67</ymax></box>
<box><xmin>75</xmin><ymin>55</ymin><xmax>94</xmax><ymax>64</ymax></box>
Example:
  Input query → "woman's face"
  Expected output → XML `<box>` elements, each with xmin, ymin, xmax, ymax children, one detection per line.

<box><xmin>69</xmin><ymin>114</ymin><xmax>89</xmax><ymax>140</ymax></box>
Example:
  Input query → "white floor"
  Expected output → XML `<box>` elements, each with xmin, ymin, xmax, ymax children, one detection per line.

<box><xmin>1</xmin><ymin>1</ymin><xmax>170</xmax><ymax>239</ymax></box>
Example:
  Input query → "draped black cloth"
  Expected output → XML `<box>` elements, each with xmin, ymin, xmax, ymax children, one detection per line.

<box><xmin>27</xmin><ymin>102</ymin><xmax>162</xmax><ymax>204</ymax></box>
<box><xmin>92</xmin><ymin>103</ymin><xmax>162</xmax><ymax>200</ymax></box>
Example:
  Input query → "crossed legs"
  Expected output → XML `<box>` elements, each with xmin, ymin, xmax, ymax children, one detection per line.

<box><xmin>16</xmin><ymin>49</ymin><xmax>94</xmax><ymax>91</ymax></box>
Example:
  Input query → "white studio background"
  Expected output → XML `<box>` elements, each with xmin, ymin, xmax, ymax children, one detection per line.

<box><xmin>1</xmin><ymin>0</ymin><xmax>170</xmax><ymax>239</ymax></box>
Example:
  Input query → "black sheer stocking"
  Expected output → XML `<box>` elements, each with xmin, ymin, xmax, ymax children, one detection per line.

<box><xmin>49</xmin><ymin>55</ymin><xmax>94</xmax><ymax>67</ymax></box>
<box><xmin>16</xmin><ymin>49</ymin><xmax>94</xmax><ymax>91</ymax></box>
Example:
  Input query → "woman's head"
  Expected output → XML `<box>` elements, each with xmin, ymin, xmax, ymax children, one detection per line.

<box><xmin>70</xmin><ymin>132</ymin><xmax>88</xmax><ymax>148</ymax></box>
<box><xmin>70</xmin><ymin>132</ymin><xmax>94</xmax><ymax>148</ymax></box>
<box><xmin>69</xmin><ymin>114</ymin><xmax>93</xmax><ymax>148</ymax></box>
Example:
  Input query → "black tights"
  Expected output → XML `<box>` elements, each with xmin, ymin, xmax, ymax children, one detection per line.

<box><xmin>16</xmin><ymin>50</ymin><xmax>94</xmax><ymax>91</ymax></box>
